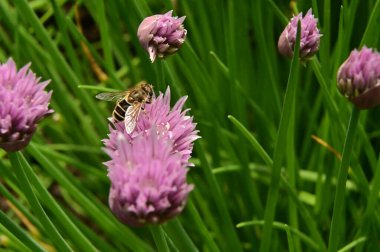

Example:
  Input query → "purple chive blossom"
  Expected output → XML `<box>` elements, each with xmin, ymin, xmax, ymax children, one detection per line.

<box><xmin>0</xmin><ymin>58</ymin><xmax>53</xmax><ymax>152</ymax></box>
<box><xmin>137</xmin><ymin>10</ymin><xmax>187</xmax><ymax>63</ymax></box>
<box><xmin>103</xmin><ymin>86</ymin><xmax>199</xmax><ymax>226</ymax></box>
<box><xmin>337</xmin><ymin>47</ymin><xmax>380</xmax><ymax>109</ymax></box>
<box><xmin>278</xmin><ymin>9</ymin><xmax>321</xmax><ymax>60</ymax></box>
<box><xmin>106</xmin><ymin>130</ymin><xmax>194</xmax><ymax>227</ymax></box>
<box><xmin>104</xmin><ymin>86</ymin><xmax>200</xmax><ymax>167</ymax></box>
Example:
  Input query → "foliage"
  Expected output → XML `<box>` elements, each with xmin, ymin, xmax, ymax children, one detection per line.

<box><xmin>0</xmin><ymin>0</ymin><xmax>379</xmax><ymax>251</ymax></box>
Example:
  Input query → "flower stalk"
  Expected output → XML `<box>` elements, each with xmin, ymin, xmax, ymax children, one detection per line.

<box><xmin>150</xmin><ymin>225</ymin><xmax>170</xmax><ymax>252</ymax></box>
<box><xmin>327</xmin><ymin>106</ymin><xmax>360</xmax><ymax>252</ymax></box>
<box><xmin>260</xmin><ymin>20</ymin><xmax>301</xmax><ymax>252</ymax></box>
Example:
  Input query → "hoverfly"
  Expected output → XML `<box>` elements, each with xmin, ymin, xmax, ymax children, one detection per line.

<box><xmin>96</xmin><ymin>82</ymin><xmax>154</xmax><ymax>133</ymax></box>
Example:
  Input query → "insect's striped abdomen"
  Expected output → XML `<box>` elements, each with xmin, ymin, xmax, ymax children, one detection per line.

<box><xmin>112</xmin><ymin>99</ymin><xmax>129</xmax><ymax>122</ymax></box>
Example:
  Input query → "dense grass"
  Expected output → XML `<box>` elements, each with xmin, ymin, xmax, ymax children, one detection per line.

<box><xmin>0</xmin><ymin>0</ymin><xmax>380</xmax><ymax>251</ymax></box>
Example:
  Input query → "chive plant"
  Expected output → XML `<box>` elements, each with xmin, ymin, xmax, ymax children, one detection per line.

<box><xmin>0</xmin><ymin>1</ymin><xmax>379</xmax><ymax>251</ymax></box>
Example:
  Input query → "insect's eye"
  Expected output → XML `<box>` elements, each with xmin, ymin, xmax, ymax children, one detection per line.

<box><xmin>149</xmin><ymin>91</ymin><xmax>153</xmax><ymax>96</ymax></box>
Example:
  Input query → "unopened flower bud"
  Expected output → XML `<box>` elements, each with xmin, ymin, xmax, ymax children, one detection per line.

<box><xmin>278</xmin><ymin>9</ymin><xmax>321</xmax><ymax>60</ymax></box>
<box><xmin>337</xmin><ymin>47</ymin><xmax>380</xmax><ymax>109</ymax></box>
<box><xmin>137</xmin><ymin>10</ymin><xmax>186</xmax><ymax>62</ymax></box>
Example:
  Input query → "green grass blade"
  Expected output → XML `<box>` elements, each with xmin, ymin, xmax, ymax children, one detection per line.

<box><xmin>328</xmin><ymin>106</ymin><xmax>361</xmax><ymax>252</ymax></box>
<box><xmin>338</xmin><ymin>237</ymin><xmax>367</xmax><ymax>252</ymax></box>
<box><xmin>27</xmin><ymin>143</ymin><xmax>152</xmax><ymax>252</ymax></box>
<box><xmin>12</xmin><ymin>0</ymin><xmax>108</xmax><ymax>135</ymax></box>
<box><xmin>150</xmin><ymin>225</ymin><xmax>170</xmax><ymax>252</ymax></box>
<box><xmin>259</xmin><ymin>20</ymin><xmax>301</xmax><ymax>252</ymax></box>
<box><xmin>95</xmin><ymin>0</ymin><xmax>114</xmax><ymax>72</ymax></box>
<box><xmin>238</xmin><ymin>220</ymin><xmax>320</xmax><ymax>251</ymax></box>
<box><xmin>195</xmin><ymin>141</ymin><xmax>243</xmax><ymax>252</ymax></box>
<box><xmin>0</xmin><ymin>210</ymin><xmax>46</xmax><ymax>252</ymax></box>
<box><xmin>360</xmin><ymin>0</ymin><xmax>380</xmax><ymax>47</ymax></box>
<box><xmin>228</xmin><ymin>115</ymin><xmax>272</xmax><ymax>167</ymax></box>
<box><xmin>186</xmin><ymin>201</ymin><xmax>220</xmax><ymax>252</ymax></box>
<box><xmin>17</xmin><ymin>151</ymin><xmax>98</xmax><ymax>252</ymax></box>
<box><xmin>9</xmin><ymin>152</ymin><xmax>73</xmax><ymax>252</ymax></box>
<box><xmin>286</xmin><ymin>224</ymin><xmax>296</xmax><ymax>252</ymax></box>
<box><xmin>164</xmin><ymin>219</ymin><xmax>198</xmax><ymax>252</ymax></box>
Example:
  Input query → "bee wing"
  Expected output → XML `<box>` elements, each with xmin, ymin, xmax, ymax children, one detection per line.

<box><xmin>124</xmin><ymin>103</ymin><xmax>143</xmax><ymax>134</ymax></box>
<box><xmin>96</xmin><ymin>91</ymin><xmax>129</xmax><ymax>101</ymax></box>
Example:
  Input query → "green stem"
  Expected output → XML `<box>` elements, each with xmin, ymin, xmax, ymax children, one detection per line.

<box><xmin>17</xmin><ymin>152</ymin><xmax>98</xmax><ymax>252</ymax></box>
<box><xmin>97</xmin><ymin>0</ymin><xmax>114</xmax><ymax>72</ymax></box>
<box><xmin>9</xmin><ymin>152</ymin><xmax>73</xmax><ymax>252</ymax></box>
<box><xmin>338</xmin><ymin>237</ymin><xmax>366</xmax><ymax>252</ymax></box>
<box><xmin>187</xmin><ymin>201</ymin><xmax>219</xmax><ymax>252</ymax></box>
<box><xmin>0</xmin><ymin>210</ymin><xmax>47</xmax><ymax>252</ymax></box>
<box><xmin>13</xmin><ymin>0</ymin><xmax>108</xmax><ymax>135</ymax></box>
<box><xmin>259</xmin><ymin>21</ymin><xmax>301</xmax><ymax>252</ymax></box>
<box><xmin>354</xmin><ymin>151</ymin><xmax>380</xmax><ymax>252</ymax></box>
<box><xmin>196</xmin><ymin>141</ymin><xmax>243</xmax><ymax>252</ymax></box>
<box><xmin>164</xmin><ymin>219</ymin><xmax>198</xmax><ymax>252</ymax></box>
<box><xmin>228</xmin><ymin>115</ymin><xmax>272</xmax><ymax>167</ymax></box>
<box><xmin>364</xmin><ymin>152</ymin><xmax>380</xmax><ymax>218</ymax></box>
<box><xmin>155</xmin><ymin>60</ymin><xmax>166</xmax><ymax>92</ymax></box>
<box><xmin>328</xmin><ymin>106</ymin><xmax>361</xmax><ymax>252</ymax></box>
<box><xmin>287</xmin><ymin>99</ymin><xmax>301</xmax><ymax>252</ymax></box>
<box><xmin>286</xmin><ymin>224</ymin><xmax>296</xmax><ymax>252</ymax></box>
<box><xmin>0</xmin><ymin>182</ymin><xmax>41</xmax><ymax>231</ymax></box>
<box><xmin>27</xmin><ymin>143</ymin><xmax>151</xmax><ymax>252</ymax></box>
<box><xmin>360</xmin><ymin>0</ymin><xmax>380</xmax><ymax>47</ymax></box>
<box><xmin>150</xmin><ymin>225</ymin><xmax>170</xmax><ymax>252</ymax></box>
<box><xmin>281</xmin><ymin>174</ymin><xmax>326</xmax><ymax>250</ymax></box>
<box><xmin>310</xmin><ymin>58</ymin><xmax>340</xmax><ymax>122</ymax></box>
<box><xmin>238</xmin><ymin>220</ymin><xmax>320</xmax><ymax>251</ymax></box>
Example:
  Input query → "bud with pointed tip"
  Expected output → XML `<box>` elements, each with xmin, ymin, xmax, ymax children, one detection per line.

<box><xmin>137</xmin><ymin>10</ymin><xmax>187</xmax><ymax>62</ymax></box>
<box><xmin>278</xmin><ymin>9</ymin><xmax>321</xmax><ymax>60</ymax></box>
<box><xmin>337</xmin><ymin>47</ymin><xmax>380</xmax><ymax>109</ymax></box>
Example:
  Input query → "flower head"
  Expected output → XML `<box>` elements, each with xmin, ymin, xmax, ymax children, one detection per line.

<box><xmin>0</xmin><ymin>58</ymin><xmax>53</xmax><ymax>152</ymax></box>
<box><xmin>337</xmin><ymin>47</ymin><xmax>380</xmax><ymax>109</ymax></box>
<box><xmin>103</xmin><ymin>86</ymin><xmax>198</xmax><ymax>226</ymax></box>
<box><xmin>104</xmin><ymin>86</ymin><xmax>199</xmax><ymax>167</ymax></box>
<box><xmin>278</xmin><ymin>9</ymin><xmax>321</xmax><ymax>60</ymax></box>
<box><xmin>137</xmin><ymin>10</ymin><xmax>187</xmax><ymax>62</ymax></box>
<box><xmin>106</xmin><ymin>130</ymin><xmax>194</xmax><ymax>227</ymax></box>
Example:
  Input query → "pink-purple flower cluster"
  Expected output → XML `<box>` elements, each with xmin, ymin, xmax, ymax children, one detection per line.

<box><xmin>0</xmin><ymin>58</ymin><xmax>53</xmax><ymax>152</ymax></box>
<box><xmin>107</xmin><ymin>132</ymin><xmax>194</xmax><ymax>226</ymax></box>
<box><xmin>103</xmin><ymin>87</ymin><xmax>199</xmax><ymax>226</ymax></box>
<box><xmin>337</xmin><ymin>47</ymin><xmax>380</xmax><ymax>109</ymax></box>
<box><xmin>137</xmin><ymin>10</ymin><xmax>187</xmax><ymax>62</ymax></box>
<box><xmin>278</xmin><ymin>9</ymin><xmax>321</xmax><ymax>60</ymax></box>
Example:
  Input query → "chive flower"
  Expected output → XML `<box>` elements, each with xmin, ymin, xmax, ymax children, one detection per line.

<box><xmin>103</xmin><ymin>86</ymin><xmax>199</xmax><ymax>226</ymax></box>
<box><xmin>337</xmin><ymin>47</ymin><xmax>380</xmax><ymax>109</ymax></box>
<box><xmin>0</xmin><ymin>58</ymin><xmax>53</xmax><ymax>152</ymax></box>
<box><xmin>278</xmin><ymin>9</ymin><xmax>321</xmax><ymax>60</ymax></box>
<box><xmin>106</xmin><ymin>131</ymin><xmax>194</xmax><ymax>226</ymax></box>
<box><xmin>104</xmin><ymin>86</ymin><xmax>199</xmax><ymax>167</ymax></box>
<box><xmin>137</xmin><ymin>10</ymin><xmax>187</xmax><ymax>62</ymax></box>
